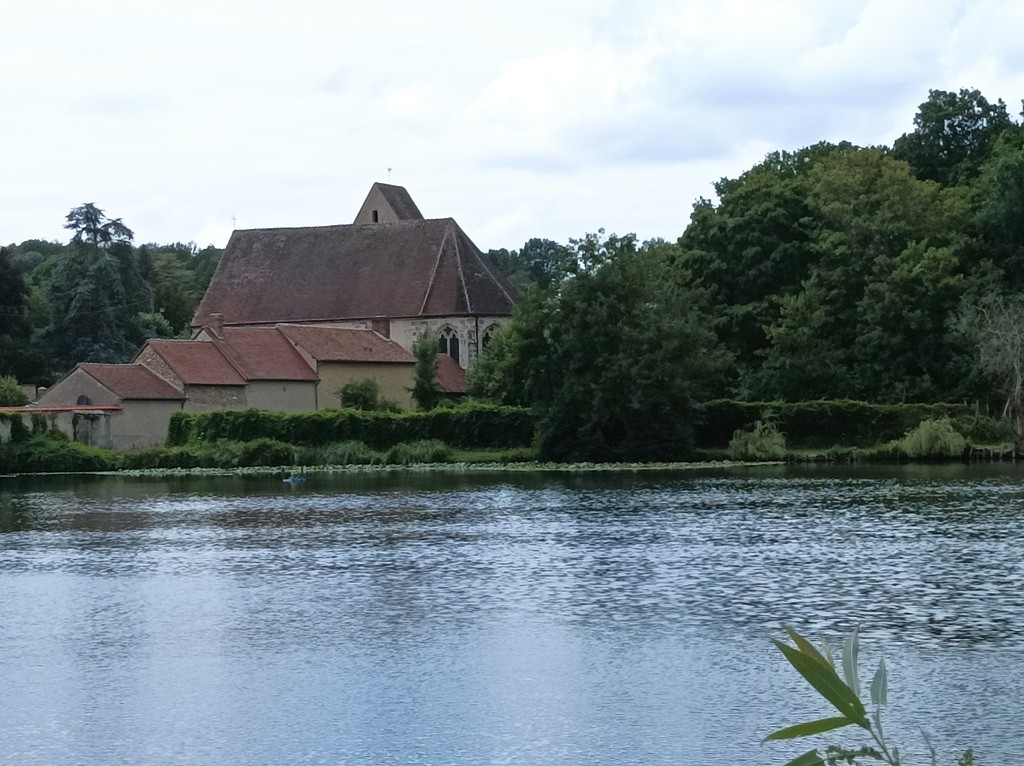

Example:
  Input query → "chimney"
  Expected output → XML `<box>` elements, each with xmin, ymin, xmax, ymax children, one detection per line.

<box><xmin>209</xmin><ymin>313</ymin><xmax>224</xmax><ymax>338</ymax></box>
<box><xmin>371</xmin><ymin>316</ymin><xmax>390</xmax><ymax>338</ymax></box>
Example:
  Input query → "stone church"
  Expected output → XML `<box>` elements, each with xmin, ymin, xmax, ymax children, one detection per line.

<box><xmin>32</xmin><ymin>184</ymin><xmax>518</xmax><ymax>447</ymax></box>
<box><xmin>193</xmin><ymin>182</ymin><xmax>519</xmax><ymax>369</ymax></box>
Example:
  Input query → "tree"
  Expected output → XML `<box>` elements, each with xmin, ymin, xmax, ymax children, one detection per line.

<box><xmin>754</xmin><ymin>147</ymin><xmax>976</xmax><ymax>401</ymax></box>
<box><xmin>0</xmin><ymin>375</ymin><xmax>28</xmax><ymax>406</ymax></box>
<box><xmin>488</xmin><ymin>238</ymin><xmax>576</xmax><ymax>290</ymax></box>
<box><xmin>39</xmin><ymin>205</ymin><xmax>152</xmax><ymax>373</ymax></box>
<box><xmin>678</xmin><ymin>143</ymin><xmax>850</xmax><ymax>389</ymax></box>
<box><xmin>471</xmin><ymin>233</ymin><xmax>729</xmax><ymax>461</ymax></box>
<box><xmin>892</xmin><ymin>88</ymin><xmax>1014</xmax><ymax>186</ymax></box>
<box><xmin>0</xmin><ymin>247</ymin><xmax>28</xmax><ymax>339</ymax></box>
<box><xmin>957</xmin><ymin>292</ymin><xmax>1024</xmax><ymax>451</ymax></box>
<box><xmin>0</xmin><ymin>248</ymin><xmax>44</xmax><ymax>381</ymax></box>
<box><xmin>411</xmin><ymin>336</ymin><xmax>443</xmax><ymax>410</ymax></box>
<box><xmin>64</xmin><ymin>203</ymin><xmax>134</xmax><ymax>250</ymax></box>
<box><xmin>974</xmin><ymin>127</ymin><xmax>1024</xmax><ymax>288</ymax></box>
<box><xmin>337</xmin><ymin>378</ymin><xmax>399</xmax><ymax>411</ymax></box>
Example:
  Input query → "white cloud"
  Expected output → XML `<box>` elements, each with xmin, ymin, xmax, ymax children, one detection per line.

<box><xmin>0</xmin><ymin>0</ymin><xmax>1021</xmax><ymax>250</ymax></box>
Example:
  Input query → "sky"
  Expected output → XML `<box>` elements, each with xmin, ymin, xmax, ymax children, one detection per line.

<box><xmin>2</xmin><ymin>0</ymin><xmax>1022</xmax><ymax>253</ymax></box>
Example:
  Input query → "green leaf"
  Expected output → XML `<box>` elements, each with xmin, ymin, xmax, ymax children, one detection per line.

<box><xmin>764</xmin><ymin>716</ymin><xmax>857</xmax><ymax>741</ymax></box>
<box><xmin>782</xmin><ymin>749</ymin><xmax>827</xmax><ymax>766</ymax></box>
<box><xmin>773</xmin><ymin>639</ymin><xmax>870</xmax><ymax>727</ymax></box>
<box><xmin>783</xmin><ymin>625</ymin><xmax>833</xmax><ymax>669</ymax></box>
<box><xmin>870</xmin><ymin>656</ymin><xmax>887</xmax><ymax>705</ymax></box>
<box><xmin>842</xmin><ymin>625</ymin><xmax>861</xmax><ymax>697</ymax></box>
<box><xmin>818</xmin><ymin>637</ymin><xmax>836</xmax><ymax>670</ymax></box>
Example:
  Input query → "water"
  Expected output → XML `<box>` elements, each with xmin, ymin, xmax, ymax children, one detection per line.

<box><xmin>1</xmin><ymin>465</ymin><xmax>1022</xmax><ymax>765</ymax></box>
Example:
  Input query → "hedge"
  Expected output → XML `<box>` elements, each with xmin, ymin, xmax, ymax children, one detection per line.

<box><xmin>694</xmin><ymin>399</ymin><xmax>975</xmax><ymax>448</ymax></box>
<box><xmin>166</xmin><ymin>402</ymin><xmax>536</xmax><ymax>450</ymax></box>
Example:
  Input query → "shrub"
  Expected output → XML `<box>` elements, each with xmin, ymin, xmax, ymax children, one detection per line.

<box><xmin>411</xmin><ymin>336</ymin><xmax>443</xmax><ymax>410</ymax></box>
<box><xmin>336</xmin><ymin>378</ymin><xmax>400</xmax><ymax>412</ymax></box>
<box><xmin>236</xmin><ymin>438</ymin><xmax>296</xmax><ymax>467</ymax></box>
<box><xmin>0</xmin><ymin>412</ymin><xmax>29</xmax><ymax>444</ymax></box>
<box><xmin>171</xmin><ymin>404</ymin><xmax>535</xmax><ymax>450</ymax></box>
<box><xmin>10</xmin><ymin>436</ymin><xmax>119</xmax><ymax>473</ymax></box>
<box><xmin>698</xmin><ymin>399</ymin><xmax>972</xmax><ymax>449</ymax></box>
<box><xmin>296</xmin><ymin>440</ymin><xmax>381</xmax><ymax>466</ymax></box>
<box><xmin>0</xmin><ymin>375</ymin><xmax>28</xmax><ymax>406</ymax></box>
<box><xmin>899</xmin><ymin>417</ymin><xmax>967</xmax><ymax>458</ymax></box>
<box><xmin>383</xmin><ymin>439</ymin><xmax>452</xmax><ymax>465</ymax></box>
<box><xmin>165</xmin><ymin>412</ymin><xmax>195</xmax><ymax>446</ymax></box>
<box><xmin>728</xmin><ymin>420</ymin><xmax>787</xmax><ymax>460</ymax></box>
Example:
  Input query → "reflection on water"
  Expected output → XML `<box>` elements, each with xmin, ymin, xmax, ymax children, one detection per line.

<box><xmin>1</xmin><ymin>465</ymin><xmax>1022</xmax><ymax>765</ymax></box>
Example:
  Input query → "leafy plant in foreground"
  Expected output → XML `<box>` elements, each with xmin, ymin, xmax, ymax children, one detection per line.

<box><xmin>766</xmin><ymin>625</ymin><xmax>973</xmax><ymax>765</ymax></box>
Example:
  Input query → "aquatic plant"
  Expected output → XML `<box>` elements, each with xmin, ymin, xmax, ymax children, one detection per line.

<box><xmin>766</xmin><ymin>625</ymin><xmax>973</xmax><ymax>765</ymax></box>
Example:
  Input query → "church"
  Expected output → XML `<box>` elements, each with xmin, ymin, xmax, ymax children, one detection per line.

<box><xmin>33</xmin><ymin>184</ymin><xmax>518</xmax><ymax>448</ymax></box>
<box><xmin>194</xmin><ymin>182</ymin><xmax>518</xmax><ymax>369</ymax></box>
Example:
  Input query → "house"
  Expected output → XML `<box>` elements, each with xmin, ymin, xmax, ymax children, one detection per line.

<box><xmin>30</xmin><ymin>363</ymin><xmax>184</xmax><ymax>449</ymax></box>
<box><xmin>192</xmin><ymin>183</ymin><xmax>518</xmax><ymax>369</ymax></box>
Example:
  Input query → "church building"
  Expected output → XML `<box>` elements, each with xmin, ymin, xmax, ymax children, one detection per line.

<box><xmin>193</xmin><ymin>182</ymin><xmax>519</xmax><ymax>369</ymax></box>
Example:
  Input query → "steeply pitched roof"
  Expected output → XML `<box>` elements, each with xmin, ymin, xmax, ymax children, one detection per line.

<box><xmin>78</xmin><ymin>363</ymin><xmax>184</xmax><ymax>400</ymax></box>
<box><xmin>218</xmin><ymin>327</ymin><xmax>318</xmax><ymax>380</ymax></box>
<box><xmin>193</xmin><ymin>217</ymin><xmax>518</xmax><ymax>327</ymax></box>
<box><xmin>276</xmin><ymin>325</ymin><xmax>414</xmax><ymax>363</ymax></box>
<box><xmin>144</xmin><ymin>340</ymin><xmax>246</xmax><ymax>386</ymax></box>
<box><xmin>353</xmin><ymin>182</ymin><xmax>424</xmax><ymax>223</ymax></box>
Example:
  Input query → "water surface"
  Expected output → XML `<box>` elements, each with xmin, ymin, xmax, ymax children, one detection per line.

<box><xmin>1</xmin><ymin>465</ymin><xmax>1021</xmax><ymax>764</ymax></box>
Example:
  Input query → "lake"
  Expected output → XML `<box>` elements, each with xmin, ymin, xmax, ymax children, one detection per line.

<box><xmin>1</xmin><ymin>464</ymin><xmax>1022</xmax><ymax>765</ymax></box>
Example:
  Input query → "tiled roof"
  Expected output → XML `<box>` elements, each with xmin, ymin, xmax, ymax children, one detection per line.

<box><xmin>78</xmin><ymin>363</ymin><xmax>184</xmax><ymax>400</ymax></box>
<box><xmin>145</xmin><ymin>340</ymin><xmax>245</xmax><ymax>386</ymax></box>
<box><xmin>374</xmin><ymin>183</ymin><xmax>423</xmax><ymax>220</ymax></box>
<box><xmin>192</xmin><ymin>217</ymin><xmax>518</xmax><ymax>327</ymax></box>
<box><xmin>276</xmin><ymin>325</ymin><xmax>414</xmax><ymax>363</ymax></box>
<box><xmin>435</xmin><ymin>354</ymin><xmax>466</xmax><ymax>393</ymax></box>
<box><xmin>218</xmin><ymin>327</ymin><xmax>318</xmax><ymax>380</ymax></box>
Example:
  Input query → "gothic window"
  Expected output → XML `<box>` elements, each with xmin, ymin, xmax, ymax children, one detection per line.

<box><xmin>481</xmin><ymin>324</ymin><xmax>500</xmax><ymax>349</ymax></box>
<box><xmin>438</xmin><ymin>326</ymin><xmax>460</xmax><ymax>365</ymax></box>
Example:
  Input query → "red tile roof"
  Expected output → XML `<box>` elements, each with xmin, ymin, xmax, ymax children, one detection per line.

<box><xmin>276</xmin><ymin>325</ymin><xmax>414</xmax><ymax>363</ymax></box>
<box><xmin>145</xmin><ymin>340</ymin><xmax>245</xmax><ymax>386</ymax></box>
<box><xmin>78</xmin><ymin>363</ymin><xmax>184</xmax><ymax>400</ymax></box>
<box><xmin>218</xmin><ymin>327</ymin><xmax>318</xmax><ymax>380</ymax></box>
<box><xmin>435</xmin><ymin>354</ymin><xmax>466</xmax><ymax>393</ymax></box>
<box><xmin>192</xmin><ymin>217</ymin><xmax>518</xmax><ymax>328</ymax></box>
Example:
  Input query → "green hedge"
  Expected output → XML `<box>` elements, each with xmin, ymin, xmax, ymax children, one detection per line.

<box><xmin>0</xmin><ymin>436</ymin><xmax>120</xmax><ymax>473</ymax></box>
<box><xmin>166</xmin><ymin>403</ymin><xmax>535</xmax><ymax>449</ymax></box>
<box><xmin>695</xmin><ymin>399</ymin><xmax>975</xmax><ymax>448</ymax></box>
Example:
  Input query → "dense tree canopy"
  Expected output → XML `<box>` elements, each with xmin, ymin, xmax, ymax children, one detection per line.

<box><xmin>2</xmin><ymin>213</ymin><xmax>222</xmax><ymax>384</ymax></box>
<box><xmin>892</xmin><ymin>88</ymin><xmax>1015</xmax><ymax>186</ymax></box>
<box><xmin>471</xmin><ymin>233</ymin><xmax>729</xmax><ymax>460</ymax></box>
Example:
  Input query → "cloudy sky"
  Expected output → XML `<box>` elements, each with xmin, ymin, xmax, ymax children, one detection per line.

<box><xmin>2</xmin><ymin>0</ymin><xmax>1022</xmax><ymax>253</ymax></box>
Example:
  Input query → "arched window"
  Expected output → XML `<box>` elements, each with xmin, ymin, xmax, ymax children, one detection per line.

<box><xmin>438</xmin><ymin>326</ymin><xmax>460</xmax><ymax>365</ymax></box>
<box><xmin>481</xmin><ymin>324</ymin><xmax>500</xmax><ymax>349</ymax></box>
